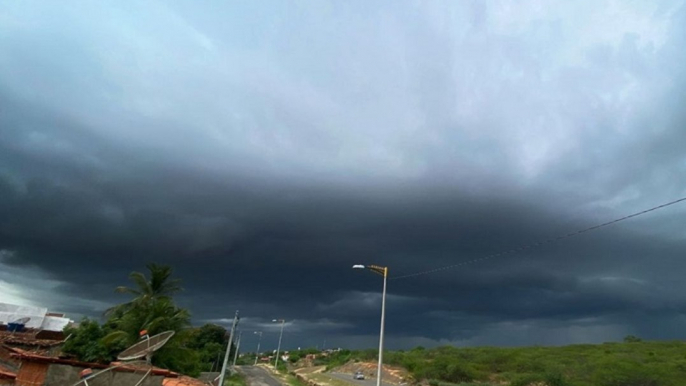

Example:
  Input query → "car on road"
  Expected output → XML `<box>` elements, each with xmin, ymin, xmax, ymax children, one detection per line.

<box><xmin>354</xmin><ymin>371</ymin><xmax>365</xmax><ymax>380</ymax></box>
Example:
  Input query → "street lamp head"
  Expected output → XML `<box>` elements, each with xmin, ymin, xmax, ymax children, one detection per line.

<box><xmin>352</xmin><ymin>264</ymin><xmax>365</xmax><ymax>269</ymax></box>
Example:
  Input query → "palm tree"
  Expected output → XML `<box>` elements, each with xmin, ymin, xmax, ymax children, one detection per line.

<box><xmin>103</xmin><ymin>263</ymin><xmax>189</xmax><ymax>347</ymax></box>
<box><xmin>116</xmin><ymin>263</ymin><xmax>183</xmax><ymax>301</ymax></box>
<box><xmin>105</xmin><ymin>263</ymin><xmax>183</xmax><ymax>316</ymax></box>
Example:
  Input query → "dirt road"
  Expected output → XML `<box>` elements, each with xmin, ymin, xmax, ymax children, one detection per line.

<box><xmin>328</xmin><ymin>372</ymin><xmax>396</xmax><ymax>386</ymax></box>
<box><xmin>237</xmin><ymin>366</ymin><xmax>283</xmax><ymax>386</ymax></box>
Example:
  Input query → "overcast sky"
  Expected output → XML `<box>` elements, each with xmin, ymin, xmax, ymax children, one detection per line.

<box><xmin>1</xmin><ymin>0</ymin><xmax>686</xmax><ymax>352</ymax></box>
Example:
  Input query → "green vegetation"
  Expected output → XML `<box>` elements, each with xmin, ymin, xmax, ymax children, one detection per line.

<box><xmin>224</xmin><ymin>372</ymin><xmax>247</xmax><ymax>386</ymax></box>
<box><xmin>62</xmin><ymin>263</ymin><xmax>233</xmax><ymax>377</ymax></box>
<box><xmin>320</xmin><ymin>340</ymin><xmax>686</xmax><ymax>386</ymax></box>
<box><xmin>276</xmin><ymin>360</ymin><xmax>289</xmax><ymax>373</ymax></box>
<box><xmin>286</xmin><ymin>374</ymin><xmax>309</xmax><ymax>386</ymax></box>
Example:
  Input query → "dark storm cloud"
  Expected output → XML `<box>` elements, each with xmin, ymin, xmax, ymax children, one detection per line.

<box><xmin>1</xmin><ymin>0</ymin><xmax>686</xmax><ymax>350</ymax></box>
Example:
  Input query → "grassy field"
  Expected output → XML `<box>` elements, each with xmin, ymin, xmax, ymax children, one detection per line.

<box><xmin>319</xmin><ymin>339</ymin><xmax>686</xmax><ymax>386</ymax></box>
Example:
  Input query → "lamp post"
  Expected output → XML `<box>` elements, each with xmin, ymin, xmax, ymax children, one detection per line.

<box><xmin>353</xmin><ymin>264</ymin><xmax>388</xmax><ymax>386</ymax></box>
<box><xmin>254</xmin><ymin>331</ymin><xmax>263</xmax><ymax>366</ymax></box>
<box><xmin>272</xmin><ymin>319</ymin><xmax>286</xmax><ymax>369</ymax></box>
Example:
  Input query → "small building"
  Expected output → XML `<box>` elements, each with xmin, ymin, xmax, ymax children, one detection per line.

<box><xmin>10</xmin><ymin>350</ymin><xmax>178</xmax><ymax>386</ymax></box>
<box><xmin>0</xmin><ymin>303</ymin><xmax>72</xmax><ymax>333</ymax></box>
<box><xmin>0</xmin><ymin>326</ymin><xmax>68</xmax><ymax>384</ymax></box>
<box><xmin>0</xmin><ymin>303</ymin><xmax>207</xmax><ymax>385</ymax></box>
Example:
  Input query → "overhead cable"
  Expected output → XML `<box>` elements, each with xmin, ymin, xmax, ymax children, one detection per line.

<box><xmin>391</xmin><ymin>196</ymin><xmax>686</xmax><ymax>280</ymax></box>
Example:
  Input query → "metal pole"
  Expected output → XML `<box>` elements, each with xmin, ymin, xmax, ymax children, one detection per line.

<box><xmin>219</xmin><ymin>311</ymin><xmax>239</xmax><ymax>386</ymax></box>
<box><xmin>232</xmin><ymin>331</ymin><xmax>242</xmax><ymax>367</ymax></box>
<box><xmin>274</xmin><ymin>320</ymin><xmax>285</xmax><ymax>369</ymax></box>
<box><xmin>254</xmin><ymin>332</ymin><xmax>263</xmax><ymax>366</ymax></box>
<box><xmin>376</xmin><ymin>268</ymin><xmax>388</xmax><ymax>386</ymax></box>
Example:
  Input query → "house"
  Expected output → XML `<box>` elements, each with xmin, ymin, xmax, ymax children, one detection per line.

<box><xmin>0</xmin><ymin>326</ymin><xmax>68</xmax><ymax>384</ymax></box>
<box><xmin>0</xmin><ymin>303</ymin><xmax>207</xmax><ymax>385</ymax></box>
<box><xmin>0</xmin><ymin>316</ymin><xmax>206</xmax><ymax>385</ymax></box>
<box><xmin>0</xmin><ymin>304</ymin><xmax>72</xmax><ymax>334</ymax></box>
<box><xmin>10</xmin><ymin>349</ymin><xmax>180</xmax><ymax>386</ymax></box>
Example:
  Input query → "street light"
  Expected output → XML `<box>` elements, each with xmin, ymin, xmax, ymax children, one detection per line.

<box><xmin>353</xmin><ymin>264</ymin><xmax>388</xmax><ymax>386</ymax></box>
<box><xmin>253</xmin><ymin>331</ymin><xmax>263</xmax><ymax>366</ymax></box>
<box><xmin>272</xmin><ymin>319</ymin><xmax>286</xmax><ymax>369</ymax></box>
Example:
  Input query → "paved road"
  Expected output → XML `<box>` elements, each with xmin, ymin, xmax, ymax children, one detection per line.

<box><xmin>328</xmin><ymin>372</ymin><xmax>395</xmax><ymax>386</ymax></box>
<box><xmin>237</xmin><ymin>366</ymin><xmax>283</xmax><ymax>386</ymax></box>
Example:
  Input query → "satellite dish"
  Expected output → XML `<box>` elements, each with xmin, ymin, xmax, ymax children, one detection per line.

<box><xmin>68</xmin><ymin>330</ymin><xmax>175</xmax><ymax>386</ymax></box>
<box><xmin>118</xmin><ymin>330</ymin><xmax>175</xmax><ymax>361</ymax></box>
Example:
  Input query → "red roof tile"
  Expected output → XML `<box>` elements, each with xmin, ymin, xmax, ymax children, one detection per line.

<box><xmin>10</xmin><ymin>351</ymin><xmax>179</xmax><ymax>377</ymax></box>
<box><xmin>163</xmin><ymin>375</ymin><xmax>209</xmax><ymax>386</ymax></box>
<box><xmin>0</xmin><ymin>362</ymin><xmax>16</xmax><ymax>379</ymax></box>
<box><xmin>0</xmin><ymin>330</ymin><xmax>64</xmax><ymax>348</ymax></box>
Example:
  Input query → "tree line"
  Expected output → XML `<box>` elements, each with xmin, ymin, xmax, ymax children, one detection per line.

<box><xmin>62</xmin><ymin>263</ymin><xmax>232</xmax><ymax>376</ymax></box>
<box><xmin>322</xmin><ymin>340</ymin><xmax>686</xmax><ymax>386</ymax></box>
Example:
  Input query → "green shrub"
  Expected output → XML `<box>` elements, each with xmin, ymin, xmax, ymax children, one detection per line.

<box><xmin>591</xmin><ymin>360</ymin><xmax>667</xmax><ymax>386</ymax></box>
<box><xmin>545</xmin><ymin>371</ymin><xmax>571</xmax><ymax>386</ymax></box>
<box><xmin>324</xmin><ymin>341</ymin><xmax>686</xmax><ymax>386</ymax></box>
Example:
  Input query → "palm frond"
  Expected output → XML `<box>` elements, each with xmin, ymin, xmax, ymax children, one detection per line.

<box><xmin>102</xmin><ymin>330</ymin><xmax>129</xmax><ymax>346</ymax></box>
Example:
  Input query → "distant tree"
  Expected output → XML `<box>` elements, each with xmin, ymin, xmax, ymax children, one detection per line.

<box><xmin>104</xmin><ymin>264</ymin><xmax>189</xmax><ymax>342</ymax></box>
<box><xmin>187</xmin><ymin>324</ymin><xmax>228</xmax><ymax>350</ymax></box>
<box><xmin>66</xmin><ymin>263</ymin><xmax>201</xmax><ymax>376</ymax></box>
<box><xmin>106</xmin><ymin>263</ymin><xmax>183</xmax><ymax>316</ymax></box>
<box><xmin>105</xmin><ymin>296</ymin><xmax>191</xmax><ymax>344</ymax></box>
<box><xmin>186</xmin><ymin>324</ymin><xmax>232</xmax><ymax>371</ymax></box>
<box><xmin>289</xmin><ymin>352</ymin><xmax>302</xmax><ymax>363</ymax></box>
<box><xmin>623</xmin><ymin>335</ymin><xmax>643</xmax><ymax>343</ymax></box>
<box><xmin>153</xmin><ymin>329</ymin><xmax>204</xmax><ymax>376</ymax></box>
<box><xmin>62</xmin><ymin>319</ymin><xmax>110</xmax><ymax>363</ymax></box>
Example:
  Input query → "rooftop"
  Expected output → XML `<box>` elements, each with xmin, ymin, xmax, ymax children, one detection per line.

<box><xmin>163</xmin><ymin>375</ymin><xmax>210</xmax><ymax>386</ymax></box>
<box><xmin>0</xmin><ymin>329</ymin><xmax>65</xmax><ymax>349</ymax></box>
<box><xmin>10</xmin><ymin>349</ymin><xmax>179</xmax><ymax>378</ymax></box>
<box><xmin>0</xmin><ymin>363</ymin><xmax>16</xmax><ymax>380</ymax></box>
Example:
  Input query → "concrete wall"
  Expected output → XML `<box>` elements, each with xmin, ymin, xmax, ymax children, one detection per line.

<box><xmin>44</xmin><ymin>364</ymin><xmax>163</xmax><ymax>386</ymax></box>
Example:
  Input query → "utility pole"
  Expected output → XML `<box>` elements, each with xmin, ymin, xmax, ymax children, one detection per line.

<box><xmin>254</xmin><ymin>331</ymin><xmax>263</xmax><ymax>366</ymax></box>
<box><xmin>376</xmin><ymin>266</ymin><xmax>388</xmax><ymax>386</ymax></box>
<box><xmin>219</xmin><ymin>310</ymin><xmax>239</xmax><ymax>386</ymax></box>
<box><xmin>214</xmin><ymin>351</ymin><xmax>221</xmax><ymax>372</ymax></box>
<box><xmin>272</xmin><ymin>319</ymin><xmax>286</xmax><ymax>369</ymax></box>
<box><xmin>232</xmin><ymin>331</ymin><xmax>243</xmax><ymax>367</ymax></box>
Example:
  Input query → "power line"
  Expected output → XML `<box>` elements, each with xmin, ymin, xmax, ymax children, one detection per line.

<box><xmin>391</xmin><ymin>196</ymin><xmax>686</xmax><ymax>280</ymax></box>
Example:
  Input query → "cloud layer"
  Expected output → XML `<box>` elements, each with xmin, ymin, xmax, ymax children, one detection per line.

<box><xmin>1</xmin><ymin>0</ymin><xmax>686</xmax><ymax>350</ymax></box>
